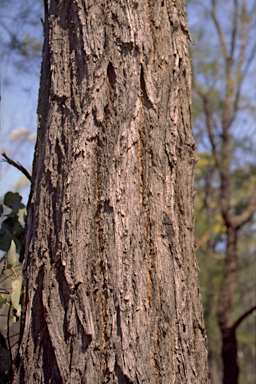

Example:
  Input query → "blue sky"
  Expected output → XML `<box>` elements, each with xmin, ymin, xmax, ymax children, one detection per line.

<box><xmin>0</xmin><ymin>0</ymin><xmax>43</xmax><ymax>202</ymax></box>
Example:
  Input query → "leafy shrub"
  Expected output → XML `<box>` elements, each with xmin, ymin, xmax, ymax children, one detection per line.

<box><xmin>0</xmin><ymin>192</ymin><xmax>25</xmax><ymax>382</ymax></box>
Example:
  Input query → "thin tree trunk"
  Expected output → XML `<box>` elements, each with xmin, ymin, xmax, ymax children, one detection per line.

<box><xmin>217</xmin><ymin>226</ymin><xmax>239</xmax><ymax>384</ymax></box>
<box><xmin>14</xmin><ymin>1</ymin><xmax>209</xmax><ymax>382</ymax></box>
<box><xmin>221</xmin><ymin>327</ymin><xmax>238</xmax><ymax>384</ymax></box>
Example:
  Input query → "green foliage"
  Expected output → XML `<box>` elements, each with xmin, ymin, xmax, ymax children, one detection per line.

<box><xmin>19</xmin><ymin>33</ymin><xmax>42</xmax><ymax>59</ymax></box>
<box><xmin>0</xmin><ymin>346</ymin><xmax>11</xmax><ymax>373</ymax></box>
<box><xmin>10</xmin><ymin>277</ymin><xmax>22</xmax><ymax>315</ymax></box>
<box><xmin>6</xmin><ymin>240</ymin><xmax>17</xmax><ymax>268</ymax></box>
<box><xmin>0</xmin><ymin>192</ymin><xmax>25</xmax><ymax>253</ymax></box>
<box><xmin>0</xmin><ymin>192</ymin><xmax>25</xmax><ymax>381</ymax></box>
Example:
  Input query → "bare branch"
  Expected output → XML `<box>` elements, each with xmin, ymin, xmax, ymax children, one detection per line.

<box><xmin>211</xmin><ymin>0</ymin><xmax>228</xmax><ymax>59</ymax></box>
<box><xmin>192</xmin><ymin>78</ymin><xmax>219</xmax><ymax>166</ymax></box>
<box><xmin>230</xmin><ymin>0</ymin><xmax>238</xmax><ymax>58</ymax></box>
<box><xmin>234</xmin><ymin>1</ymin><xmax>247</xmax><ymax>93</ymax></box>
<box><xmin>232</xmin><ymin>305</ymin><xmax>256</xmax><ymax>331</ymax></box>
<box><xmin>231</xmin><ymin>187</ymin><xmax>256</xmax><ymax>229</ymax></box>
<box><xmin>236</xmin><ymin>0</ymin><xmax>247</xmax><ymax>77</ymax></box>
<box><xmin>2</xmin><ymin>152</ymin><xmax>32</xmax><ymax>182</ymax></box>
<box><xmin>231</xmin><ymin>56</ymin><xmax>252</xmax><ymax>125</ymax></box>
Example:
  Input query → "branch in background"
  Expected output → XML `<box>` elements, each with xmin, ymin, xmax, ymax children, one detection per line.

<box><xmin>2</xmin><ymin>152</ymin><xmax>32</xmax><ymax>182</ymax></box>
<box><xmin>232</xmin><ymin>305</ymin><xmax>256</xmax><ymax>331</ymax></box>
<box><xmin>192</xmin><ymin>77</ymin><xmax>219</xmax><ymax>166</ymax></box>
<box><xmin>230</xmin><ymin>0</ymin><xmax>238</xmax><ymax>58</ymax></box>
<box><xmin>211</xmin><ymin>0</ymin><xmax>228</xmax><ymax>59</ymax></box>
<box><xmin>229</xmin><ymin>182</ymin><xmax>256</xmax><ymax>229</ymax></box>
<box><xmin>230</xmin><ymin>0</ymin><xmax>248</xmax><ymax>126</ymax></box>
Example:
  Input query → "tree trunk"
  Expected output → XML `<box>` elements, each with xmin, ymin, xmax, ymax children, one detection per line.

<box><xmin>221</xmin><ymin>327</ymin><xmax>238</xmax><ymax>384</ymax></box>
<box><xmin>14</xmin><ymin>1</ymin><xmax>209</xmax><ymax>382</ymax></box>
<box><xmin>217</xmin><ymin>227</ymin><xmax>239</xmax><ymax>384</ymax></box>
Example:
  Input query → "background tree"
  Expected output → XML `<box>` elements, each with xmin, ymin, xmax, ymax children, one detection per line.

<box><xmin>0</xmin><ymin>0</ymin><xmax>43</xmax><ymax>198</ymax></box>
<box><xmin>13</xmin><ymin>0</ymin><xmax>209</xmax><ymax>383</ymax></box>
<box><xmin>0</xmin><ymin>0</ymin><xmax>42</xmax><ymax>72</ymax></box>
<box><xmin>187</xmin><ymin>0</ymin><xmax>256</xmax><ymax>383</ymax></box>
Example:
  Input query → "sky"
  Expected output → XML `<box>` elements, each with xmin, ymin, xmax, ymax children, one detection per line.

<box><xmin>0</xmin><ymin>0</ymin><xmax>43</xmax><ymax>202</ymax></box>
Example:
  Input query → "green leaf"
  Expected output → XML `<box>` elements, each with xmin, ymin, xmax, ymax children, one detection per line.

<box><xmin>0</xmin><ymin>372</ymin><xmax>10</xmax><ymax>384</ymax></box>
<box><xmin>3</xmin><ymin>192</ymin><xmax>25</xmax><ymax>215</ymax></box>
<box><xmin>1</xmin><ymin>216</ymin><xmax>22</xmax><ymax>234</ymax></box>
<box><xmin>11</xmin><ymin>277</ymin><xmax>22</xmax><ymax>311</ymax></box>
<box><xmin>7</xmin><ymin>240</ymin><xmax>17</xmax><ymax>268</ymax></box>
<box><xmin>0</xmin><ymin>295</ymin><xmax>8</xmax><ymax>309</ymax></box>
<box><xmin>0</xmin><ymin>346</ymin><xmax>11</xmax><ymax>373</ymax></box>
<box><xmin>0</xmin><ymin>216</ymin><xmax>23</xmax><ymax>253</ymax></box>
<box><xmin>13</xmin><ymin>304</ymin><xmax>21</xmax><ymax>323</ymax></box>
<box><xmin>0</xmin><ymin>233</ymin><xmax>12</xmax><ymax>253</ymax></box>
<box><xmin>16</xmin><ymin>304</ymin><xmax>21</xmax><ymax>318</ymax></box>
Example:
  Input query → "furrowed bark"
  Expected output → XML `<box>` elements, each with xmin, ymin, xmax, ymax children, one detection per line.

<box><xmin>14</xmin><ymin>1</ymin><xmax>209</xmax><ymax>383</ymax></box>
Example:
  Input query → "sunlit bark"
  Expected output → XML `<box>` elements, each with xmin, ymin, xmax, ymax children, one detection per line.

<box><xmin>14</xmin><ymin>1</ymin><xmax>209</xmax><ymax>383</ymax></box>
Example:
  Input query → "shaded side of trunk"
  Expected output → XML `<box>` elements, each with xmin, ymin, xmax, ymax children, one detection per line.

<box><xmin>15</xmin><ymin>1</ymin><xmax>209</xmax><ymax>383</ymax></box>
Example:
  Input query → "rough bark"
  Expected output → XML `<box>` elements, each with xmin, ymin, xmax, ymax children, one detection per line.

<box><xmin>14</xmin><ymin>1</ymin><xmax>209</xmax><ymax>383</ymax></box>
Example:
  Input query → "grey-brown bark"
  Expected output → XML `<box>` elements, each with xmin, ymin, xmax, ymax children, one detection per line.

<box><xmin>14</xmin><ymin>1</ymin><xmax>209</xmax><ymax>383</ymax></box>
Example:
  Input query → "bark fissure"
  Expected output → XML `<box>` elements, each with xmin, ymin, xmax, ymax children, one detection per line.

<box><xmin>15</xmin><ymin>1</ymin><xmax>209</xmax><ymax>383</ymax></box>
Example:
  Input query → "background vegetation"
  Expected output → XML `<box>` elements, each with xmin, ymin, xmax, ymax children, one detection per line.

<box><xmin>187</xmin><ymin>1</ymin><xmax>256</xmax><ymax>382</ymax></box>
